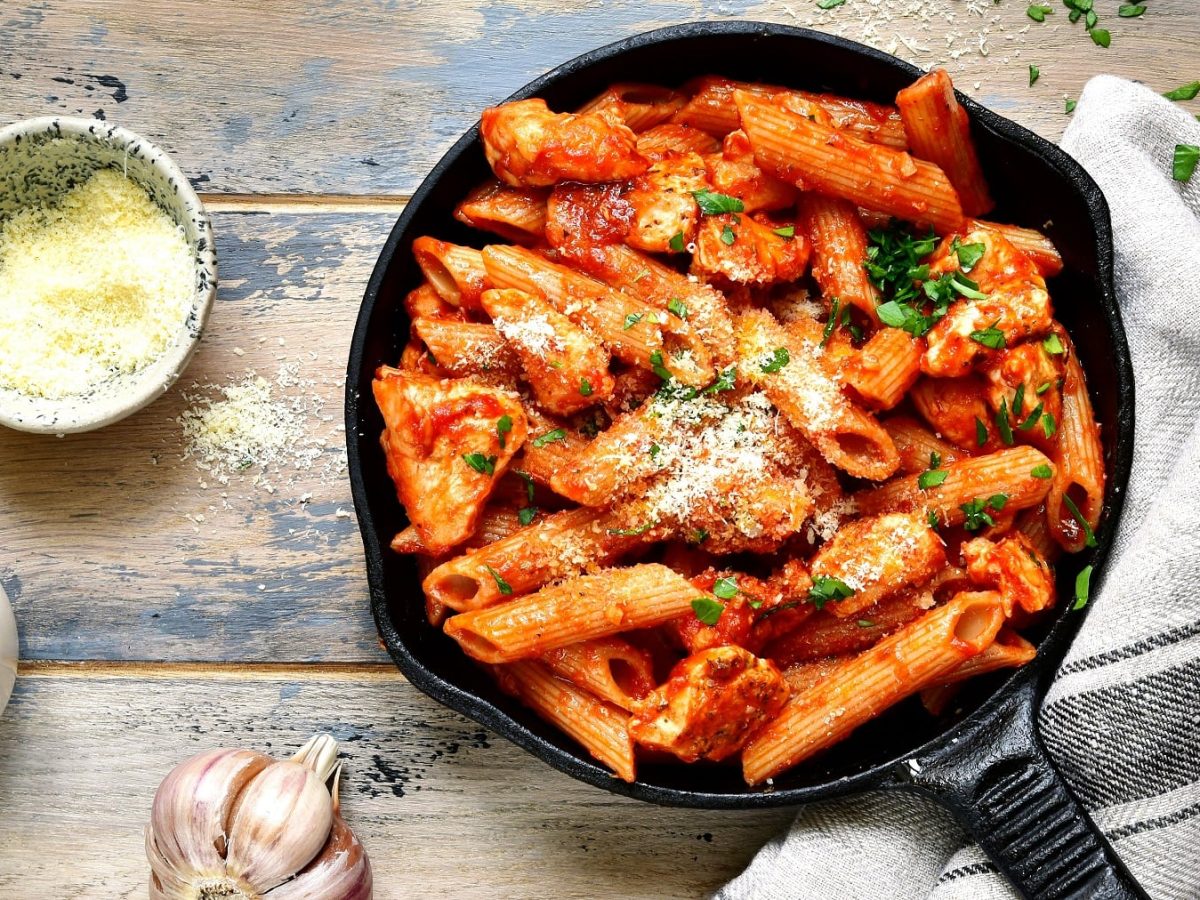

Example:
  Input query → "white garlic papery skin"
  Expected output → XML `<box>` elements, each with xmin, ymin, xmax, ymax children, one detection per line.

<box><xmin>146</xmin><ymin>734</ymin><xmax>373</xmax><ymax>899</ymax></box>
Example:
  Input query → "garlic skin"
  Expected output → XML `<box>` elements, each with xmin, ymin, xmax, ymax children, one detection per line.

<box><xmin>146</xmin><ymin>734</ymin><xmax>373</xmax><ymax>899</ymax></box>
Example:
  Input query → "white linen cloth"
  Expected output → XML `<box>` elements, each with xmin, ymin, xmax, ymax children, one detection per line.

<box><xmin>718</xmin><ymin>75</ymin><xmax>1200</xmax><ymax>900</ymax></box>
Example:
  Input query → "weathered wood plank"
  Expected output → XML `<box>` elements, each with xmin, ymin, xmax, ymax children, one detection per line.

<box><xmin>0</xmin><ymin>673</ymin><xmax>793</xmax><ymax>898</ymax></box>
<box><xmin>0</xmin><ymin>0</ymin><xmax>1195</xmax><ymax>195</ymax></box>
<box><xmin>0</xmin><ymin>208</ymin><xmax>393</xmax><ymax>663</ymax></box>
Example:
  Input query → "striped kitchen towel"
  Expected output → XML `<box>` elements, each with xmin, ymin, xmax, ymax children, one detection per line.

<box><xmin>717</xmin><ymin>75</ymin><xmax>1200</xmax><ymax>900</ymax></box>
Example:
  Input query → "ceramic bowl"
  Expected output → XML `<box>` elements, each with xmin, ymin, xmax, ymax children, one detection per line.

<box><xmin>0</xmin><ymin>117</ymin><xmax>217</xmax><ymax>434</ymax></box>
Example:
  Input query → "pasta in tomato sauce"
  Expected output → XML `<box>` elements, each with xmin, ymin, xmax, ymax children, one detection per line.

<box><xmin>372</xmin><ymin>69</ymin><xmax>1100</xmax><ymax>784</ymax></box>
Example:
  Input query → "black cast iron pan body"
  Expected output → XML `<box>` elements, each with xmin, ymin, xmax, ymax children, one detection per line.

<box><xmin>346</xmin><ymin>22</ymin><xmax>1142</xmax><ymax>899</ymax></box>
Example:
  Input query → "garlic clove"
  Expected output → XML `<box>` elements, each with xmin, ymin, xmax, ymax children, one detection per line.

<box><xmin>225</xmin><ymin>760</ymin><xmax>334</xmax><ymax>893</ymax></box>
<box><xmin>149</xmin><ymin>748</ymin><xmax>272</xmax><ymax>884</ymax></box>
<box><xmin>146</xmin><ymin>826</ymin><xmax>196</xmax><ymax>899</ymax></box>
<box><xmin>264</xmin><ymin>815</ymin><xmax>373</xmax><ymax>900</ymax></box>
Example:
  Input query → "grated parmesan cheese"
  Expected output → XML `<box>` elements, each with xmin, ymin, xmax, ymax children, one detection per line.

<box><xmin>0</xmin><ymin>169</ymin><xmax>194</xmax><ymax>399</ymax></box>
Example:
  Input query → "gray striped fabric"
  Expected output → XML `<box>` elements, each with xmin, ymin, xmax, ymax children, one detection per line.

<box><xmin>717</xmin><ymin>76</ymin><xmax>1200</xmax><ymax>900</ymax></box>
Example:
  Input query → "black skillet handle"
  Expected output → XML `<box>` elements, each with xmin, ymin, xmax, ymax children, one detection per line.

<box><xmin>899</xmin><ymin>675</ymin><xmax>1148</xmax><ymax>900</ymax></box>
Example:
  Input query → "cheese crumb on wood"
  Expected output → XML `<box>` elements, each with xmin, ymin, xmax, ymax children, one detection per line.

<box><xmin>0</xmin><ymin>169</ymin><xmax>194</xmax><ymax>399</ymax></box>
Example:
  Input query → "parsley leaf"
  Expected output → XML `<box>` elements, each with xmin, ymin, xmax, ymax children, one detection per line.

<box><xmin>1065</xmin><ymin>98</ymin><xmax>1077</xmax><ymax>114</ymax></box>
<box><xmin>1164</xmin><ymin>82</ymin><xmax>1200</xmax><ymax>101</ymax></box>
<box><xmin>1073</xmin><ymin>564</ymin><xmax>1094</xmax><ymax>610</ymax></box>
<box><xmin>462</xmin><ymin>452</ymin><xmax>497</xmax><ymax>476</ymax></box>
<box><xmin>759</xmin><ymin>347</ymin><xmax>790</xmax><ymax>374</ymax></box>
<box><xmin>623</xmin><ymin>312</ymin><xmax>644</xmax><ymax>330</ymax></box>
<box><xmin>816</xmin><ymin>0</ymin><xmax>846</xmax><ymax>9</ymax></box>
<box><xmin>773</xmin><ymin>224</ymin><xmax>796</xmax><ymax>238</ymax></box>
<box><xmin>517</xmin><ymin>506</ymin><xmax>538</xmax><ymax>526</ymax></box>
<box><xmin>691</xmin><ymin>597</ymin><xmax>725</xmax><ymax>625</ymax></box>
<box><xmin>669</xmin><ymin>231</ymin><xmax>686</xmax><ymax>252</ymax></box>
<box><xmin>928</xmin><ymin>509</ymin><xmax>941</xmax><ymax>529</ymax></box>
<box><xmin>516</xmin><ymin>470</ymin><xmax>536</xmax><ymax>504</ymax></box>
<box><xmin>961</xmin><ymin>494</ymin><xmax>1008</xmax><ymax>531</ymax></box>
<box><xmin>1090</xmin><ymin>28</ymin><xmax>1111</xmax><ymax>48</ymax></box>
<box><xmin>918</xmin><ymin>468</ymin><xmax>948</xmax><ymax>489</ymax></box>
<box><xmin>1013</xmin><ymin>383</ymin><xmax>1026</xmax><ymax>418</ymax></box>
<box><xmin>996</xmin><ymin>397</ymin><xmax>1015</xmax><ymax>446</ymax></box>
<box><xmin>1173</xmin><ymin>144</ymin><xmax>1200</xmax><ymax>182</ymax></box>
<box><xmin>1118</xmin><ymin>4</ymin><xmax>1146</xmax><ymax>17</ymax></box>
<box><xmin>701</xmin><ymin>365</ymin><xmax>737</xmax><ymax>395</ymax></box>
<box><xmin>649</xmin><ymin>349</ymin><xmax>674</xmax><ymax>381</ymax></box>
<box><xmin>975</xmin><ymin>417</ymin><xmax>989</xmax><ymax>447</ymax></box>
<box><xmin>1043</xmin><ymin>333</ymin><xmax>1065</xmax><ymax>355</ymax></box>
<box><xmin>690</xmin><ymin>528</ymin><xmax>709</xmax><ymax>544</ymax></box>
<box><xmin>1061</xmin><ymin>494</ymin><xmax>1098</xmax><ymax>547</ymax></box>
<box><xmin>954</xmin><ymin>240</ymin><xmax>986</xmax><ymax>271</ymax></box>
<box><xmin>530</xmin><ymin>428</ymin><xmax>566</xmax><ymax>449</ymax></box>
<box><xmin>720</xmin><ymin>223</ymin><xmax>737</xmax><ymax>245</ymax></box>
<box><xmin>1042</xmin><ymin>411</ymin><xmax>1057</xmax><ymax>438</ymax></box>
<box><xmin>821</xmin><ymin>297</ymin><xmax>842</xmax><ymax>348</ymax></box>
<box><xmin>1029</xmin><ymin>64</ymin><xmax>1040</xmax><ymax>87</ymax></box>
<box><xmin>607</xmin><ymin>523</ymin><xmax>653</xmax><ymax>537</ymax></box>
<box><xmin>485</xmin><ymin>565</ymin><xmax>512</xmax><ymax>595</ymax></box>
<box><xmin>1031</xmin><ymin>463</ymin><xmax>1053</xmax><ymax>479</ymax></box>
<box><xmin>667</xmin><ymin>297</ymin><xmax>688</xmax><ymax>320</ymax></box>
<box><xmin>809</xmin><ymin>575</ymin><xmax>854</xmax><ymax>610</ymax></box>
<box><xmin>496</xmin><ymin>414</ymin><xmax>513</xmax><ymax>448</ymax></box>
<box><xmin>693</xmin><ymin>189</ymin><xmax>745</xmax><ymax>215</ymax></box>
<box><xmin>970</xmin><ymin>325</ymin><xmax>1007</xmax><ymax>350</ymax></box>
<box><xmin>930</xmin><ymin>451</ymin><xmax>942</xmax><ymax>470</ymax></box>
<box><xmin>578</xmin><ymin>378</ymin><xmax>593</xmax><ymax>397</ymax></box>
<box><xmin>857</xmin><ymin>619</ymin><xmax>876</xmax><ymax>628</ymax></box>
<box><xmin>1027</xmin><ymin>4</ymin><xmax>1052</xmax><ymax>21</ymax></box>
<box><xmin>712</xmin><ymin>577</ymin><xmax>738</xmax><ymax>600</ymax></box>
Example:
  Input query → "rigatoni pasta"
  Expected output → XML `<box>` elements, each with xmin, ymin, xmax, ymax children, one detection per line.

<box><xmin>372</xmin><ymin>68</ymin><xmax>1106</xmax><ymax>785</ymax></box>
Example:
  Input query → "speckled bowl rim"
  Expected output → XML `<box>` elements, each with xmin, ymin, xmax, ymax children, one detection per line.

<box><xmin>0</xmin><ymin>116</ymin><xmax>217</xmax><ymax>434</ymax></box>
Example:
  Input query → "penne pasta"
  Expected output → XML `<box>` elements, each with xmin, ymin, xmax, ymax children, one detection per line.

<box><xmin>883</xmin><ymin>415</ymin><xmax>964</xmax><ymax>475</ymax></box>
<box><xmin>735</xmin><ymin>90</ymin><xmax>965</xmax><ymax>234</ymax></box>
<box><xmin>454</xmin><ymin>180</ymin><xmax>549</xmax><ymax>244</ymax></box>
<box><xmin>971</xmin><ymin>219</ymin><xmax>1063</xmax><ymax>277</ymax></box>
<box><xmin>444</xmin><ymin>564</ymin><xmax>711</xmax><ymax>663</ymax></box>
<box><xmin>842</xmin><ymin>327</ymin><xmax>923</xmax><ymax>410</ymax></box>
<box><xmin>742</xmin><ymin>591</ymin><xmax>1005</xmax><ymax>784</ymax></box>
<box><xmin>796</xmin><ymin>193</ymin><xmax>880</xmax><ymax>317</ymax></box>
<box><xmin>412</xmin><ymin>238</ymin><xmax>491</xmax><ymax>311</ymax></box>
<box><xmin>540</xmin><ymin>637</ymin><xmax>657</xmax><ymax>712</ymax></box>
<box><xmin>577</xmin><ymin>83</ymin><xmax>687</xmax><ymax>132</ymax></box>
<box><xmin>636</xmin><ymin>122</ymin><xmax>723</xmax><ymax>158</ymax></box>
<box><xmin>412</xmin><ymin>318</ymin><xmax>521</xmax><ymax>380</ymax></box>
<box><xmin>919</xmin><ymin>628</ymin><xmax>1037</xmax><ymax>715</ymax></box>
<box><xmin>495</xmin><ymin>660</ymin><xmax>637</xmax><ymax>782</ymax></box>
<box><xmin>896</xmin><ymin>69</ymin><xmax>993</xmax><ymax>217</ymax></box>
<box><xmin>1047</xmin><ymin>341</ymin><xmax>1104</xmax><ymax>553</ymax></box>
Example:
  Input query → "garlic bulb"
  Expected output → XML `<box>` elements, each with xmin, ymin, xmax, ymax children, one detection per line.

<box><xmin>146</xmin><ymin>734</ymin><xmax>373</xmax><ymax>899</ymax></box>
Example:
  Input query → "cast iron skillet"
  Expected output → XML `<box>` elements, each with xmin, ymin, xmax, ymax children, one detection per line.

<box><xmin>346</xmin><ymin>22</ymin><xmax>1142</xmax><ymax>900</ymax></box>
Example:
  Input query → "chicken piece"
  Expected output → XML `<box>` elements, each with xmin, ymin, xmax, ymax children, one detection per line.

<box><xmin>629</xmin><ymin>646</ymin><xmax>790</xmax><ymax>762</ymax></box>
<box><xmin>692</xmin><ymin>213</ymin><xmax>810</xmax><ymax>285</ymax></box>
<box><xmin>980</xmin><ymin>340</ymin><xmax>1065</xmax><ymax>453</ymax></box>
<box><xmin>480</xmin><ymin>98</ymin><xmax>649</xmax><ymax>188</ymax></box>
<box><xmin>962</xmin><ymin>533</ymin><xmax>1056</xmax><ymax>615</ymax></box>
<box><xmin>923</xmin><ymin>229</ymin><xmax>1054</xmax><ymax>377</ymax></box>
<box><xmin>624</xmin><ymin>152</ymin><xmax>709</xmax><ymax>254</ymax></box>
<box><xmin>703</xmin><ymin>130</ymin><xmax>798</xmax><ymax>214</ymax></box>
<box><xmin>668</xmin><ymin>571</ymin><xmax>784</xmax><ymax>654</ymax></box>
<box><xmin>910</xmin><ymin>374</ymin><xmax>999</xmax><ymax>452</ymax></box>
<box><xmin>372</xmin><ymin>368</ymin><xmax>527</xmax><ymax>555</ymax></box>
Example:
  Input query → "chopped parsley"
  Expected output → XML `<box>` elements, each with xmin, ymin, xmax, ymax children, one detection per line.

<box><xmin>1026</xmin><ymin>4</ymin><xmax>1052</xmax><ymax>21</ymax></box>
<box><xmin>623</xmin><ymin>312</ymin><xmax>644</xmax><ymax>330</ymax></box>
<box><xmin>692</xmin><ymin>189</ymin><xmax>745</xmax><ymax>215</ymax></box>
<box><xmin>1072</xmin><ymin>564</ymin><xmax>1094</xmax><ymax>610</ymax></box>
<box><xmin>1013</xmin><ymin>383</ymin><xmax>1026</xmax><ymax>418</ymax></box>
<box><xmin>953</xmin><ymin>239</ymin><xmax>986</xmax><ymax>271</ymax></box>
<box><xmin>691</xmin><ymin>597</ymin><xmax>725</xmax><ymax>625</ymax></box>
<box><xmin>821</xmin><ymin>297</ymin><xmax>843</xmax><ymax>348</ymax></box>
<box><xmin>816</xmin><ymin>0</ymin><xmax>846</xmax><ymax>10</ymax></box>
<box><xmin>720</xmin><ymin>223</ymin><xmax>737</xmax><ymax>245</ymax></box>
<box><xmin>700</xmin><ymin>365</ymin><xmax>737</xmax><ymax>395</ymax></box>
<box><xmin>975</xmin><ymin>416</ymin><xmax>989</xmax><ymax>447</ymax></box>
<box><xmin>496</xmin><ymin>414</ymin><xmax>513</xmax><ymax>448</ymax></box>
<box><xmin>1031</xmin><ymin>463</ymin><xmax>1054</xmax><ymax>479</ymax></box>
<box><xmin>485</xmin><ymin>565</ymin><xmax>512</xmax><ymax>595</ymax></box>
<box><xmin>712</xmin><ymin>577</ymin><xmax>739</xmax><ymax>600</ymax></box>
<box><xmin>1173</xmin><ymin>144</ymin><xmax>1200</xmax><ymax>183</ymax></box>
<box><xmin>607</xmin><ymin>523</ymin><xmax>653</xmax><ymax>537</ymax></box>
<box><xmin>1065</xmin><ymin>98</ymin><xmax>1077</xmax><ymax>114</ymax></box>
<box><xmin>632</xmin><ymin>268</ymin><xmax>651</xmax><ymax>283</ymax></box>
<box><xmin>1043</xmin><ymin>333</ymin><xmax>1065</xmax><ymax>356</ymax></box>
<box><xmin>961</xmin><ymin>493</ymin><xmax>1008</xmax><ymax>531</ymax></box>
<box><xmin>649</xmin><ymin>349</ymin><xmax>674</xmax><ymax>381</ymax></box>
<box><xmin>690</xmin><ymin>528</ymin><xmax>709</xmax><ymax>544</ymax></box>
<box><xmin>919</xmin><ymin>468</ymin><xmax>948</xmax><ymax>490</ymax></box>
<box><xmin>462</xmin><ymin>453</ymin><xmax>497</xmax><ymax>476</ymax></box>
<box><xmin>1164</xmin><ymin>82</ymin><xmax>1200</xmax><ymax>101</ymax></box>
<box><xmin>516</xmin><ymin>470</ymin><xmax>536</xmax><ymax>504</ymax></box>
<box><xmin>1018</xmin><ymin>402</ymin><xmax>1044</xmax><ymax>431</ymax></box>
<box><xmin>996</xmin><ymin>398</ymin><xmax>1015</xmax><ymax>446</ymax></box>
<box><xmin>1029</xmin><ymin>65</ymin><xmax>1040</xmax><ymax>87</ymax></box>
<box><xmin>669</xmin><ymin>231</ymin><xmax>686</xmax><ymax>252</ymax></box>
<box><xmin>1117</xmin><ymin>4</ymin><xmax>1145</xmax><ymax>17</ymax></box>
<box><xmin>1061</xmin><ymin>494</ymin><xmax>1098</xmax><ymax>547</ymax></box>
<box><xmin>579</xmin><ymin>378</ymin><xmax>593</xmax><ymax>397</ymax></box>
<box><xmin>856</xmin><ymin>619</ymin><xmax>876</xmax><ymax>628</ymax></box>
<box><xmin>773</xmin><ymin>224</ymin><xmax>796</xmax><ymax>238</ymax></box>
<box><xmin>530</xmin><ymin>428</ymin><xmax>566</xmax><ymax>449</ymax></box>
<box><xmin>930</xmin><ymin>450</ymin><xmax>942</xmax><ymax>469</ymax></box>
<box><xmin>517</xmin><ymin>506</ymin><xmax>538</xmax><ymax>526</ymax></box>
<box><xmin>648</xmin><ymin>443</ymin><xmax>661</xmax><ymax>460</ymax></box>
<box><xmin>1091</xmin><ymin>28</ymin><xmax>1111</xmax><ymax>48</ymax></box>
<box><xmin>970</xmin><ymin>325</ymin><xmax>1007</xmax><ymax>350</ymax></box>
<box><xmin>1042</xmin><ymin>411</ymin><xmax>1057</xmax><ymax>438</ymax></box>
<box><xmin>547</xmin><ymin>360</ymin><xmax>563</xmax><ymax>369</ymax></box>
<box><xmin>667</xmin><ymin>297</ymin><xmax>688</xmax><ymax>320</ymax></box>
<box><xmin>808</xmin><ymin>575</ymin><xmax>854</xmax><ymax>610</ymax></box>
<box><xmin>927</xmin><ymin>509</ymin><xmax>941</xmax><ymax>529</ymax></box>
<box><xmin>759</xmin><ymin>347</ymin><xmax>790</xmax><ymax>374</ymax></box>
<box><xmin>1037</xmin><ymin>381</ymin><xmax>1052</xmax><ymax>395</ymax></box>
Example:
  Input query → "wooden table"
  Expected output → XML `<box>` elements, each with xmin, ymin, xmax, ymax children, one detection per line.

<box><xmin>0</xmin><ymin>2</ymin><xmax>1194</xmax><ymax>896</ymax></box>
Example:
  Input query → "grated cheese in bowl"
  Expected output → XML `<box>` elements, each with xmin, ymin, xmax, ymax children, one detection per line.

<box><xmin>0</xmin><ymin>116</ymin><xmax>216</xmax><ymax>434</ymax></box>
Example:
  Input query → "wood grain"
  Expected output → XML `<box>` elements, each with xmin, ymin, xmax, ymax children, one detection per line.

<box><xmin>0</xmin><ymin>0</ymin><xmax>1195</xmax><ymax>195</ymax></box>
<box><xmin>0</xmin><ymin>209</ymin><xmax>394</xmax><ymax>663</ymax></box>
<box><xmin>0</xmin><ymin>672</ymin><xmax>793</xmax><ymax>898</ymax></box>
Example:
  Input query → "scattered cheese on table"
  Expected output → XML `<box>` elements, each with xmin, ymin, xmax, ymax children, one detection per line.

<box><xmin>0</xmin><ymin>168</ymin><xmax>194</xmax><ymax>399</ymax></box>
